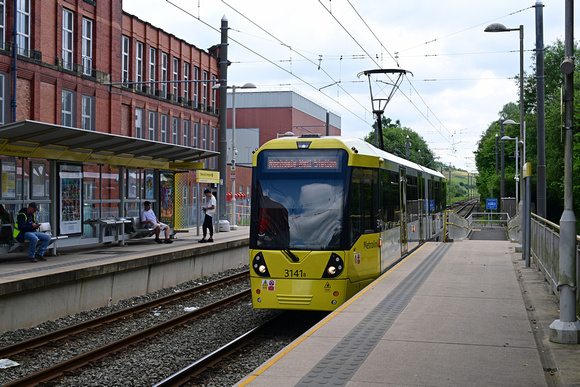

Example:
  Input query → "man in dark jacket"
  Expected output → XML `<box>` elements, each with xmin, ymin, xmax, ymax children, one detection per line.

<box><xmin>14</xmin><ymin>202</ymin><xmax>51</xmax><ymax>262</ymax></box>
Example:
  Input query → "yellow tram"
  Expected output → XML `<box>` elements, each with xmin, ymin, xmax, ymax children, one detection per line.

<box><xmin>249</xmin><ymin>135</ymin><xmax>446</xmax><ymax>311</ymax></box>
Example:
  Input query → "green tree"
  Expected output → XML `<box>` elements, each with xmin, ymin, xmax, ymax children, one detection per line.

<box><xmin>364</xmin><ymin>117</ymin><xmax>436</xmax><ymax>167</ymax></box>
<box><xmin>476</xmin><ymin>39</ymin><xmax>580</xmax><ymax>228</ymax></box>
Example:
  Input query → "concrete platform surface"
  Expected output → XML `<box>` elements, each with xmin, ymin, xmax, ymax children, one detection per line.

<box><xmin>237</xmin><ymin>240</ymin><xmax>580</xmax><ymax>387</ymax></box>
<box><xmin>0</xmin><ymin>226</ymin><xmax>250</xmax><ymax>284</ymax></box>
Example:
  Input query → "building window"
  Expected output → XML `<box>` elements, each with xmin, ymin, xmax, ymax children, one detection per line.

<box><xmin>193</xmin><ymin>66</ymin><xmax>199</xmax><ymax>108</ymax></box>
<box><xmin>202</xmin><ymin>70</ymin><xmax>208</xmax><ymax>109</ymax></box>
<box><xmin>148</xmin><ymin>111</ymin><xmax>157</xmax><ymax>141</ymax></box>
<box><xmin>202</xmin><ymin>124</ymin><xmax>208</xmax><ymax>150</ymax></box>
<box><xmin>193</xmin><ymin>122</ymin><xmax>199</xmax><ymax>148</ymax></box>
<box><xmin>183</xmin><ymin>62</ymin><xmax>190</xmax><ymax>102</ymax></box>
<box><xmin>136</xmin><ymin>41</ymin><xmax>143</xmax><ymax>92</ymax></box>
<box><xmin>183</xmin><ymin>120</ymin><xmax>190</xmax><ymax>147</ymax></box>
<box><xmin>211</xmin><ymin>126</ymin><xmax>217</xmax><ymax>169</ymax></box>
<box><xmin>122</xmin><ymin>36</ymin><xmax>130</xmax><ymax>87</ymax></box>
<box><xmin>0</xmin><ymin>1</ymin><xmax>5</xmax><ymax>50</ymax></box>
<box><xmin>161</xmin><ymin>52</ymin><xmax>168</xmax><ymax>99</ymax></box>
<box><xmin>160</xmin><ymin>114</ymin><xmax>168</xmax><ymax>143</ymax></box>
<box><xmin>172</xmin><ymin>57</ymin><xmax>179</xmax><ymax>97</ymax></box>
<box><xmin>16</xmin><ymin>0</ymin><xmax>30</xmax><ymax>56</ymax></box>
<box><xmin>211</xmin><ymin>74</ymin><xmax>217</xmax><ymax>111</ymax></box>
<box><xmin>62</xmin><ymin>9</ymin><xmax>74</xmax><ymax>70</ymax></box>
<box><xmin>135</xmin><ymin>107</ymin><xmax>144</xmax><ymax>139</ymax></box>
<box><xmin>62</xmin><ymin>90</ymin><xmax>75</xmax><ymax>127</ymax></box>
<box><xmin>149</xmin><ymin>47</ymin><xmax>156</xmax><ymax>95</ymax></box>
<box><xmin>172</xmin><ymin>117</ymin><xmax>180</xmax><ymax>144</ymax></box>
<box><xmin>0</xmin><ymin>73</ymin><xmax>5</xmax><ymax>125</ymax></box>
<box><xmin>81</xmin><ymin>95</ymin><xmax>94</xmax><ymax>130</ymax></box>
<box><xmin>82</xmin><ymin>18</ymin><xmax>93</xmax><ymax>75</ymax></box>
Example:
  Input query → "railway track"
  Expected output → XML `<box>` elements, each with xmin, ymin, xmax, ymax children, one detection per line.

<box><xmin>448</xmin><ymin>198</ymin><xmax>479</xmax><ymax>218</ymax></box>
<box><xmin>153</xmin><ymin>316</ymin><xmax>282</xmax><ymax>387</ymax></box>
<box><xmin>1</xmin><ymin>271</ymin><xmax>250</xmax><ymax>386</ymax></box>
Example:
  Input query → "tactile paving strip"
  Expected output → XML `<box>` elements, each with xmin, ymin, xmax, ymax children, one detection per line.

<box><xmin>297</xmin><ymin>243</ymin><xmax>451</xmax><ymax>386</ymax></box>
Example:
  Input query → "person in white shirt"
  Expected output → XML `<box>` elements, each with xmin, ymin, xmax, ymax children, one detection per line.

<box><xmin>199</xmin><ymin>189</ymin><xmax>216</xmax><ymax>243</ymax></box>
<box><xmin>141</xmin><ymin>201</ymin><xmax>172</xmax><ymax>244</ymax></box>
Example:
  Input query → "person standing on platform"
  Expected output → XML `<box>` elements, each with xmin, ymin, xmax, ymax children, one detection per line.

<box><xmin>141</xmin><ymin>201</ymin><xmax>173</xmax><ymax>244</ymax></box>
<box><xmin>199</xmin><ymin>188</ymin><xmax>216</xmax><ymax>243</ymax></box>
<box><xmin>14</xmin><ymin>202</ymin><xmax>51</xmax><ymax>263</ymax></box>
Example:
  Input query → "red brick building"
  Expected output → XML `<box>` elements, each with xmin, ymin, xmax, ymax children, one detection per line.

<box><xmin>224</xmin><ymin>90</ymin><xmax>341</xmax><ymax>196</ymax></box>
<box><xmin>0</xmin><ymin>0</ymin><xmax>222</xmax><ymax>239</ymax></box>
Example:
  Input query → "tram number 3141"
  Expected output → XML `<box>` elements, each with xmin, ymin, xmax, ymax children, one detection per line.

<box><xmin>284</xmin><ymin>269</ymin><xmax>306</xmax><ymax>278</ymax></box>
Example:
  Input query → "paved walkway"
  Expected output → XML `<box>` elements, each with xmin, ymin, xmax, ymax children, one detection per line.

<box><xmin>238</xmin><ymin>239</ymin><xmax>580</xmax><ymax>386</ymax></box>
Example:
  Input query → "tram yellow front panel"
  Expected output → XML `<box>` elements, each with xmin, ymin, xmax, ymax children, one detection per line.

<box><xmin>251</xmin><ymin>277</ymin><xmax>348</xmax><ymax>311</ymax></box>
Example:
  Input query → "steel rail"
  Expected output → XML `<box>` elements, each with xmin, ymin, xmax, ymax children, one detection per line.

<box><xmin>153</xmin><ymin>316</ymin><xmax>282</xmax><ymax>387</ymax></box>
<box><xmin>0</xmin><ymin>270</ymin><xmax>249</xmax><ymax>359</ymax></box>
<box><xmin>4</xmin><ymin>289</ymin><xmax>251</xmax><ymax>387</ymax></box>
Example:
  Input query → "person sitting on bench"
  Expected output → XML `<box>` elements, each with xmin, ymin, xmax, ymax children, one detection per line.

<box><xmin>14</xmin><ymin>202</ymin><xmax>51</xmax><ymax>262</ymax></box>
<box><xmin>141</xmin><ymin>201</ymin><xmax>172</xmax><ymax>244</ymax></box>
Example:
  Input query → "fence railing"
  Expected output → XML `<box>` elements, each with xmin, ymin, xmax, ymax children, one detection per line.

<box><xmin>444</xmin><ymin>210</ymin><xmax>471</xmax><ymax>241</ymax></box>
<box><xmin>470</xmin><ymin>212</ymin><xmax>510</xmax><ymax>229</ymax></box>
<box><xmin>225</xmin><ymin>198</ymin><xmax>251</xmax><ymax>226</ymax></box>
<box><xmin>529</xmin><ymin>213</ymin><xmax>580</xmax><ymax>315</ymax></box>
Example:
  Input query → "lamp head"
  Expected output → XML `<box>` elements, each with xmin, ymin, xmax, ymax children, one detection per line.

<box><xmin>485</xmin><ymin>23</ymin><xmax>508</xmax><ymax>32</ymax></box>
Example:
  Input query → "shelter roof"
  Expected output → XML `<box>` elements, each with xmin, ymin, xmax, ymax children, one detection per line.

<box><xmin>0</xmin><ymin>120</ymin><xmax>218</xmax><ymax>170</ymax></box>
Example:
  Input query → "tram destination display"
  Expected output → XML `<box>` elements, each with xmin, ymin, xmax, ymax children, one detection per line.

<box><xmin>265</xmin><ymin>154</ymin><xmax>340</xmax><ymax>170</ymax></box>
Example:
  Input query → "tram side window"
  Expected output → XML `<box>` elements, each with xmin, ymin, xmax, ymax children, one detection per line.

<box><xmin>349</xmin><ymin>168</ymin><xmax>377</xmax><ymax>245</ymax></box>
<box><xmin>381</xmin><ymin>170</ymin><xmax>399</xmax><ymax>230</ymax></box>
<box><xmin>434</xmin><ymin>180</ymin><xmax>441</xmax><ymax>211</ymax></box>
<box><xmin>406</xmin><ymin>175</ymin><xmax>418</xmax><ymax>221</ymax></box>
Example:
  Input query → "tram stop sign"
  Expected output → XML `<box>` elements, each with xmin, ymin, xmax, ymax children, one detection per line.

<box><xmin>486</xmin><ymin>199</ymin><xmax>498</xmax><ymax>210</ymax></box>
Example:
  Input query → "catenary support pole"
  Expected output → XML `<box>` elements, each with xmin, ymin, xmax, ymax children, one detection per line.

<box><xmin>218</xmin><ymin>16</ymin><xmax>229</xmax><ymax>224</ymax></box>
<box><xmin>549</xmin><ymin>0</ymin><xmax>580</xmax><ymax>344</ymax></box>
<box><xmin>535</xmin><ymin>1</ymin><xmax>546</xmax><ymax>218</ymax></box>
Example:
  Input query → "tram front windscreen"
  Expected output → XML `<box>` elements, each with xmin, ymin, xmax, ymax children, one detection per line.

<box><xmin>252</xmin><ymin>149</ymin><xmax>348</xmax><ymax>251</ymax></box>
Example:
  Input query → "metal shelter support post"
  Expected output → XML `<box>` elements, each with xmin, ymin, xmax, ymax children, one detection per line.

<box><xmin>550</xmin><ymin>0</ymin><xmax>580</xmax><ymax>344</ymax></box>
<box><xmin>218</xmin><ymin>16</ymin><xmax>229</xmax><ymax>225</ymax></box>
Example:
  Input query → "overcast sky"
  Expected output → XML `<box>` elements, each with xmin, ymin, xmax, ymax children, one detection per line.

<box><xmin>123</xmin><ymin>0</ymin><xmax>576</xmax><ymax>172</ymax></box>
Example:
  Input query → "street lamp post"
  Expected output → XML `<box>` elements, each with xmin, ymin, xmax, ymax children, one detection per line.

<box><xmin>485</xmin><ymin>23</ymin><xmax>525</xmax><ymax>215</ymax></box>
<box><xmin>500</xmin><ymin>119</ymin><xmax>505</xmax><ymax>202</ymax></box>
<box><xmin>214</xmin><ymin>82</ymin><xmax>257</xmax><ymax>230</ymax></box>
<box><xmin>501</xmin><ymin>135</ymin><xmax>519</xmax><ymax>213</ymax></box>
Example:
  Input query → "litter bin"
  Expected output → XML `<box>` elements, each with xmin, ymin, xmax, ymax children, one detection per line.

<box><xmin>219</xmin><ymin>220</ymin><xmax>230</xmax><ymax>232</ymax></box>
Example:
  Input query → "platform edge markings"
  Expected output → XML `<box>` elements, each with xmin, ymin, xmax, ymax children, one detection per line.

<box><xmin>295</xmin><ymin>243</ymin><xmax>451</xmax><ymax>386</ymax></box>
<box><xmin>236</xmin><ymin>243</ymin><xmax>437</xmax><ymax>387</ymax></box>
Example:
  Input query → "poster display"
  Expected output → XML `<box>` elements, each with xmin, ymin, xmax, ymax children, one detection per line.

<box><xmin>31</xmin><ymin>162</ymin><xmax>46</xmax><ymax>198</ymax></box>
<box><xmin>127</xmin><ymin>169</ymin><xmax>137</xmax><ymax>199</ymax></box>
<box><xmin>59</xmin><ymin>164</ymin><xmax>82</xmax><ymax>235</ymax></box>
<box><xmin>1</xmin><ymin>160</ymin><xmax>16</xmax><ymax>198</ymax></box>
<box><xmin>159</xmin><ymin>172</ymin><xmax>174</xmax><ymax>226</ymax></box>
<box><xmin>145</xmin><ymin>171</ymin><xmax>154</xmax><ymax>199</ymax></box>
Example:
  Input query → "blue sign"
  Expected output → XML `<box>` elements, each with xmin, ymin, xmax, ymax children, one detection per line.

<box><xmin>486</xmin><ymin>199</ymin><xmax>498</xmax><ymax>210</ymax></box>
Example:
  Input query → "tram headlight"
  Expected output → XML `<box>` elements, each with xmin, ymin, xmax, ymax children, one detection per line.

<box><xmin>322</xmin><ymin>253</ymin><xmax>344</xmax><ymax>278</ymax></box>
<box><xmin>252</xmin><ymin>252</ymin><xmax>270</xmax><ymax>277</ymax></box>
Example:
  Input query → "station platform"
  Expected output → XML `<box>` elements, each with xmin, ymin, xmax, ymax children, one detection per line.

<box><xmin>237</xmin><ymin>239</ymin><xmax>580</xmax><ymax>387</ymax></box>
<box><xmin>0</xmin><ymin>226</ymin><xmax>250</xmax><ymax>332</ymax></box>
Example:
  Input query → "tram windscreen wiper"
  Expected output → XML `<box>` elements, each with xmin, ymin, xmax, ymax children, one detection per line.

<box><xmin>269</xmin><ymin>232</ymin><xmax>299</xmax><ymax>262</ymax></box>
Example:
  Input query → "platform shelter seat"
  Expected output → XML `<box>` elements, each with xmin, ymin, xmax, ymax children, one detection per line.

<box><xmin>128</xmin><ymin>217</ymin><xmax>156</xmax><ymax>239</ymax></box>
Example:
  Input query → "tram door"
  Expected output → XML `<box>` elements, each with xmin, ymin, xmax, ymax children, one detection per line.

<box><xmin>399</xmin><ymin>168</ymin><xmax>408</xmax><ymax>255</ymax></box>
<box><xmin>418</xmin><ymin>173</ymin><xmax>424</xmax><ymax>242</ymax></box>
